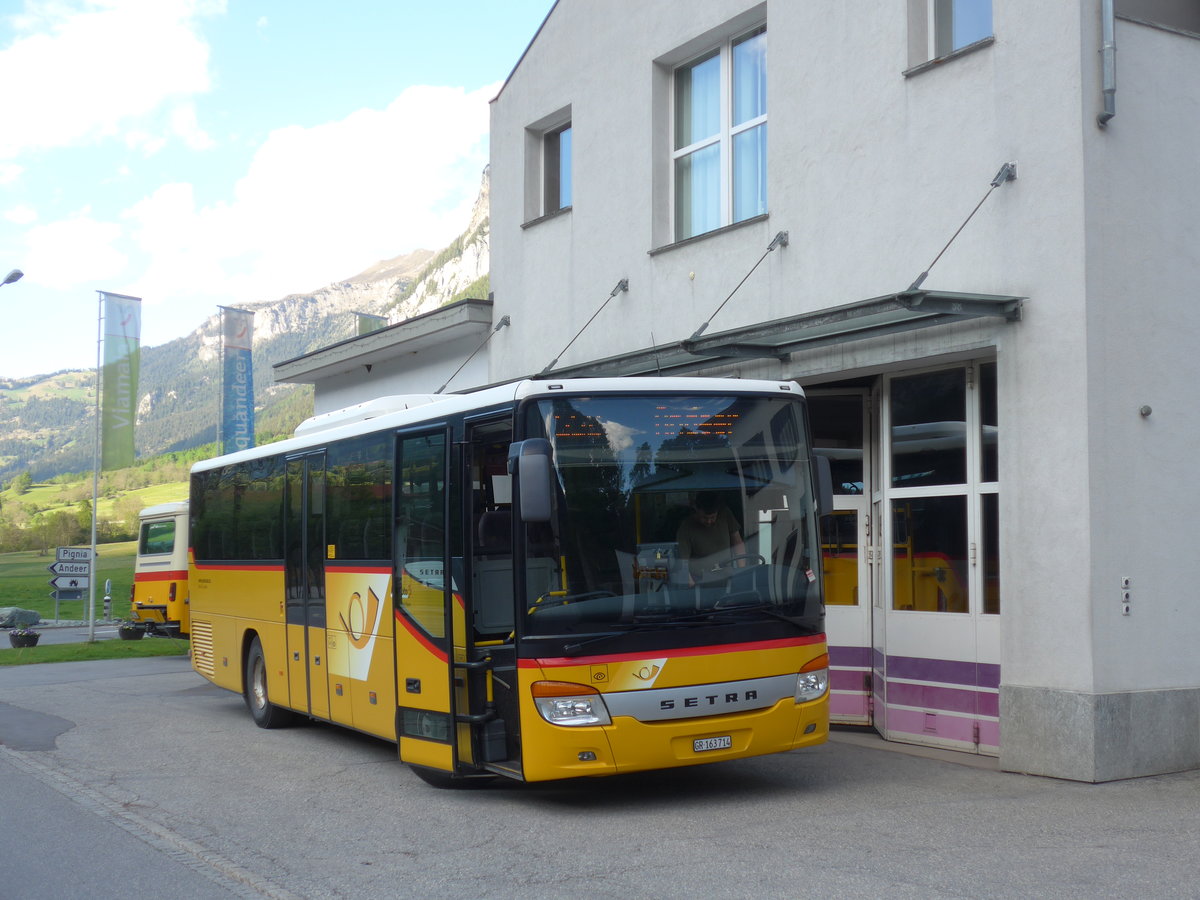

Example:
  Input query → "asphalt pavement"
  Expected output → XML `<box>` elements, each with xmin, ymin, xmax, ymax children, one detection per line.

<box><xmin>3</xmin><ymin>656</ymin><xmax>1200</xmax><ymax>900</ymax></box>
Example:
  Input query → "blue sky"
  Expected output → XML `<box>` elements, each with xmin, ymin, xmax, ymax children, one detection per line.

<box><xmin>0</xmin><ymin>0</ymin><xmax>553</xmax><ymax>379</ymax></box>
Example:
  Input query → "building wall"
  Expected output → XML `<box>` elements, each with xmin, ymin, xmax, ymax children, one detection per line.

<box><xmin>312</xmin><ymin>344</ymin><xmax>489</xmax><ymax>415</ymax></box>
<box><xmin>489</xmin><ymin>0</ymin><xmax>1200</xmax><ymax>779</ymax></box>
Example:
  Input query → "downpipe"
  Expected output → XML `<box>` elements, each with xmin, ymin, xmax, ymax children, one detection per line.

<box><xmin>1098</xmin><ymin>0</ymin><xmax>1116</xmax><ymax>127</ymax></box>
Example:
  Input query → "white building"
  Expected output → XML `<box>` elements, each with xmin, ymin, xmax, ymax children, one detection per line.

<box><xmin>488</xmin><ymin>0</ymin><xmax>1200</xmax><ymax>781</ymax></box>
<box><xmin>273</xmin><ymin>299</ymin><xmax>500</xmax><ymax>415</ymax></box>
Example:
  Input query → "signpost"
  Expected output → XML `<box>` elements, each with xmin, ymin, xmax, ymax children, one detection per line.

<box><xmin>57</xmin><ymin>547</ymin><xmax>94</xmax><ymax>562</ymax></box>
<box><xmin>48</xmin><ymin>561</ymin><xmax>91</xmax><ymax>577</ymax></box>
<box><xmin>50</xmin><ymin>548</ymin><xmax>94</xmax><ymax>623</ymax></box>
<box><xmin>51</xmin><ymin>575</ymin><xmax>91</xmax><ymax>591</ymax></box>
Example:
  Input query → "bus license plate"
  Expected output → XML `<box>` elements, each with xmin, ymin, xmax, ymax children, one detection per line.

<box><xmin>693</xmin><ymin>735</ymin><xmax>732</xmax><ymax>753</ymax></box>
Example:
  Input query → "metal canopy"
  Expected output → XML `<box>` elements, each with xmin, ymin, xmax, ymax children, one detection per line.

<box><xmin>545</xmin><ymin>289</ymin><xmax>1023</xmax><ymax>379</ymax></box>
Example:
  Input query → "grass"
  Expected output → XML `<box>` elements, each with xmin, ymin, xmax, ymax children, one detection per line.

<box><xmin>1</xmin><ymin>480</ymin><xmax>188</xmax><ymax>522</ymax></box>
<box><xmin>0</xmin><ymin>541</ymin><xmax>137</xmax><ymax>622</ymax></box>
<box><xmin>0</xmin><ymin>636</ymin><xmax>189</xmax><ymax>666</ymax></box>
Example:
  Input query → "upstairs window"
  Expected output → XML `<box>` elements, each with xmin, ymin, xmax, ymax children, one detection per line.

<box><xmin>524</xmin><ymin>106</ymin><xmax>572</xmax><ymax>224</ymax></box>
<box><xmin>544</xmin><ymin>123</ymin><xmax>572</xmax><ymax>212</ymax></box>
<box><xmin>932</xmin><ymin>0</ymin><xmax>992</xmax><ymax>57</ymax></box>
<box><xmin>672</xmin><ymin>25</ymin><xmax>766</xmax><ymax>242</ymax></box>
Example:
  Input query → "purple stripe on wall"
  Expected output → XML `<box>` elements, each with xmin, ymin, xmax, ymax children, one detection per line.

<box><xmin>830</xmin><ymin>668</ymin><xmax>867</xmax><ymax>691</ymax></box>
<box><xmin>887</xmin><ymin>655</ymin><xmax>1000</xmax><ymax>689</ymax></box>
<box><xmin>829</xmin><ymin>645</ymin><xmax>873</xmax><ymax>668</ymax></box>
<box><xmin>887</xmin><ymin>680</ymin><xmax>999</xmax><ymax>717</ymax></box>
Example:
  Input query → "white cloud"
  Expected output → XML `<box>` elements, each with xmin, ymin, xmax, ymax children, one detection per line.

<box><xmin>0</xmin><ymin>164</ymin><xmax>23</xmax><ymax>185</ymax></box>
<box><xmin>170</xmin><ymin>102</ymin><xmax>214</xmax><ymax>150</ymax></box>
<box><xmin>4</xmin><ymin>205</ymin><xmax>37</xmax><ymax>225</ymax></box>
<box><xmin>0</xmin><ymin>0</ymin><xmax>222</xmax><ymax>159</ymax></box>
<box><xmin>23</xmin><ymin>212</ymin><xmax>128</xmax><ymax>288</ymax></box>
<box><xmin>123</xmin><ymin>83</ymin><xmax>496</xmax><ymax>307</ymax></box>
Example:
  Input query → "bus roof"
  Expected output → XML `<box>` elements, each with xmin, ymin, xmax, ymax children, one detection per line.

<box><xmin>190</xmin><ymin>376</ymin><xmax>804</xmax><ymax>475</ymax></box>
<box><xmin>139</xmin><ymin>500</ymin><xmax>189</xmax><ymax>518</ymax></box>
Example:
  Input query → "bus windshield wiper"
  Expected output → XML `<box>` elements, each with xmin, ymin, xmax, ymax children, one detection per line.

<box><xmin>709</xmin><ymin>601</ymin><xmax>805</xmax><ymax>627</ymax></box>
<box><xmin>561</xmin><ymin>619</ymin><xmax>731</xmax><ymax>655</ymax></box>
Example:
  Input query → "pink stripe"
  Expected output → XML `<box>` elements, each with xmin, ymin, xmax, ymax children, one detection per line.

<box><xmin>887</xmin><ymin>680</ymin><xmax>999</xmax><ymax>717</ymax></box>
<box><xmin>885</xmin><ymin>707</ymin><xmax>1000</xmax><ymax>749</ymax></box>
<box><xmin>830</xmin><ymin>692</ymin><xmax>869</xmax><ymax>719</ymax></box>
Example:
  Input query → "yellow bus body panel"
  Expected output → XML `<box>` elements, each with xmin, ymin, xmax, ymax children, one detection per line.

<box><xmin>324</xmin><ymin>569</ymin><xmax>397</xmax><ymax>739</ymax></box>
<box><xmin>517</xmin><ymin>638</ymin><xmax>829</xmax><ymax>782</ymax></box>
<box><xmin>189</xmin><ymin>562</ymin><xmax>286</xmax><ymax>697</ymax></box>
<box><xmin>399</xmin><ymin>735</ymin><xmax>454</xmax><ymax>770</ymax></box>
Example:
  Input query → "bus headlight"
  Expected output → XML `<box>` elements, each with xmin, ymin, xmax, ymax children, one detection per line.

<box><xmin>531</xmin><ymin>681</ymin><xmax>612</xmax><ymax>726</ymax></box>
<box><xmin>795</xmin><ymin>654</ymin><xmax>830</xmax><ymax>704</ymax></box>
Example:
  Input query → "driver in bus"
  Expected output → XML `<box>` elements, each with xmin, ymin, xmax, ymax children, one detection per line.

<box><xmin>675</xmin><ymin>491</ymin><xmax>746</xmax><ymax>586</ymax></box>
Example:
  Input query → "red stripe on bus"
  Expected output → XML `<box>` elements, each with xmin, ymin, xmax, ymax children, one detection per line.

<box><xmin>394</xmin><ymin>609</ymin><xmax>448</xmax><ymax>662</ymax></box>
<box><xmin>522</xmin><ymin>633</ymin><xmax>826</xmax><ymax>668</ymax></box>
<box><xmin>190</xmin><ymin>562</ymin><xmax>285</xmax><ymax>572</ymax></box>
<box><xmin>133</xmin><ymin>570</ymin><xmax>188</xmax><ymax>583</ymax></box>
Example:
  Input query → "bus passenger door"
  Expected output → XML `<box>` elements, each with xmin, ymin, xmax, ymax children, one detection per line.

<box><xmin>394</xmin><ymin>430</ymin><xmax>458</xmax><ymax>773</ymax></box>
<box><xmin>285</xmin><ymin>452</ymin><xmax>329</xmax><ymax>719</ymax></box>
<box><xmin>462</xmin><ymin>418</ymin><xmax>522</xmax><ymax>776</ymax></box>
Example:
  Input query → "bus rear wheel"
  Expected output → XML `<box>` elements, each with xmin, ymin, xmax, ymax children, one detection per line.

<box><xmin>244</xmin><ymin>636</ymin><xmax>296</xmax><ymax>729</ymax></box>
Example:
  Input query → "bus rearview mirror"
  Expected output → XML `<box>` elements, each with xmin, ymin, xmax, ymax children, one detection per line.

<box><xmin>509</xmin><ymin>439</ymin><xmax>553</xmax><ymax>522</ymax></box>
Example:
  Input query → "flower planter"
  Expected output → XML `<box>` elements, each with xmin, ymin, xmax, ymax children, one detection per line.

<box><xmin>8</xmin><ymin>632</ymin><xmax>40</xmax><ymax>648</ymax></box>
<box><xmin>118</xmin><ymin>624</ymin><xmax>145</xmax><ymax>641</ymax></box>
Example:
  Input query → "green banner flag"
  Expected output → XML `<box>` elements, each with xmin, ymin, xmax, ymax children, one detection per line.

<box><xmin>100</xmin><ymin>292</ymin><xmax>141</xmax><ymax>470</ymax></box>
<box><xmin>356</xmin><ymin>312</ymin><xmax>387</xmax><ymax>336</ymax></box>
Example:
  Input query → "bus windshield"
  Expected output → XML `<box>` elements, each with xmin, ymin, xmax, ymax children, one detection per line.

<box><xmin>519</xmin><ymin>393</ymin><xmax>823</xmax><ymax>647</ymax></box>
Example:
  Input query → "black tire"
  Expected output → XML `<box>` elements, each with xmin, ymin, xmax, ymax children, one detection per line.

<box><xmin>244</xmin><ymin>636</ymin><xmax>296</xmax><ymax>729</ymax></box>
<box><xmin>409</xmin><ymin>765</ymin><xmax>497</xmax><ymax>789</ymax></box>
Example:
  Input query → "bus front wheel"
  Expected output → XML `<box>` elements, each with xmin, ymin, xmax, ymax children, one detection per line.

<box><xmin>244</xmin><ymin>637</ymin><xmax>296</xmax><ymax>729</ymax></box>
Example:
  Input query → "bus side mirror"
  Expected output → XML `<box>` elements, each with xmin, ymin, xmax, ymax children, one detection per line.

<box><xmin>815</xmin><ymin>454</ymin><xmax>834</xmax><ymax>518</ymax></box>
<box><xmin>509</xmin><ymin>439</ymin><xmax>553</xmax><ymax>523</ymax></box>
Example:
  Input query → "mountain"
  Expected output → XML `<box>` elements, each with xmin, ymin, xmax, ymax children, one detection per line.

<box><xmin>0</xmin><ymin>169</ymin><xmax>491</xmax><ymax>485</ymax></box>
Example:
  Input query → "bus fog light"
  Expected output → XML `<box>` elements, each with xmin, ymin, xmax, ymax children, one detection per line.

<box><xmin>794</xmin><ymin>669</ymin><xmax>829</xmax><ymax>703</ymax></box>
<box><xmin>531</xmin><ymin>681</ymin><xmax>612</xmax><ymax>726</ymax></box>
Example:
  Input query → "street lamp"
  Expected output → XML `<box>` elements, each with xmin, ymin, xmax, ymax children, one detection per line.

<box><xmin>1</xmin><ymin>269</ymin><xmax>22</xmax><ymax>286</ymax></box>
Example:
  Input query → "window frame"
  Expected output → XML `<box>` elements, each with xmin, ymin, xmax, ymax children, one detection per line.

<box><xmin>523</xmin><ymin>106</ymin><xmax>572</xmax><ymax>227</ymax></box>
<box><xmin>543</xmin><ymin>122</ymin><xmax>572</xmax><ymax>214</ymax></box>
<box><xmin>670</xmin><ymin>24</ymin><xmax>767</xmax><ymax>243</ymax></box>
<box><xmin>905</xmin><ymin>0</ymin><xmax>994</xmax><ymax>73</ymax></box>
<box><xmin>930</xmin><ymin>0</ymin><xmax>993</xmax><ymax>59</ymax></box>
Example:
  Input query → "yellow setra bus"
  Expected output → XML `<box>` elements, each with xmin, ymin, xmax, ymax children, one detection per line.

<box><xmin>188</xmin><ymin>377</ymin><xmax>831</xmax><ymax>786</ymax></box>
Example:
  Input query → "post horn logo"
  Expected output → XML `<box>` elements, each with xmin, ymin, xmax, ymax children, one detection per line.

<box><xmin>632</xmin><ymin>664</ymin><xmax>661</xmax><ymax>681</ymax></box>
<box><xmin>338</xmin><ymin>587</ymin><xmax>380</xmax><ymax>649</ymax></box>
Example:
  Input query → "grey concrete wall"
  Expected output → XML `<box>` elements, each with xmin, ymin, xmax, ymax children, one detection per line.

<box><xmin>1002</xmin><ymin>685</ymin><xmax>1200</xmax><ymax>781</ymax></box>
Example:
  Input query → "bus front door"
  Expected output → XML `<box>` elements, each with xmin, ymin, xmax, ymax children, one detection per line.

<box><xmin>285</xmin><ymin>453</ymin><xmax>329</xmax><ymax>719</ymax></box>
<box><xmin>459</xmin><ymin>417</ymin><xmax>522</xmax><ymax>778</ymax></box>
<box><xmin>395</xmin><ymin>430</ymin><xmax>459</xmax><ymax>775</ymax></box>
<box><xmin>394</xmin><ymin>420</ymin><xmax>524</xmax><ymax>781</ymax></box>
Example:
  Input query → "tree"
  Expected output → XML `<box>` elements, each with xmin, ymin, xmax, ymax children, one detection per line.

<box><xmin>12</xmin><ymin>471</ymin><xmax>32</xmax><ymax>495</ymax></box>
